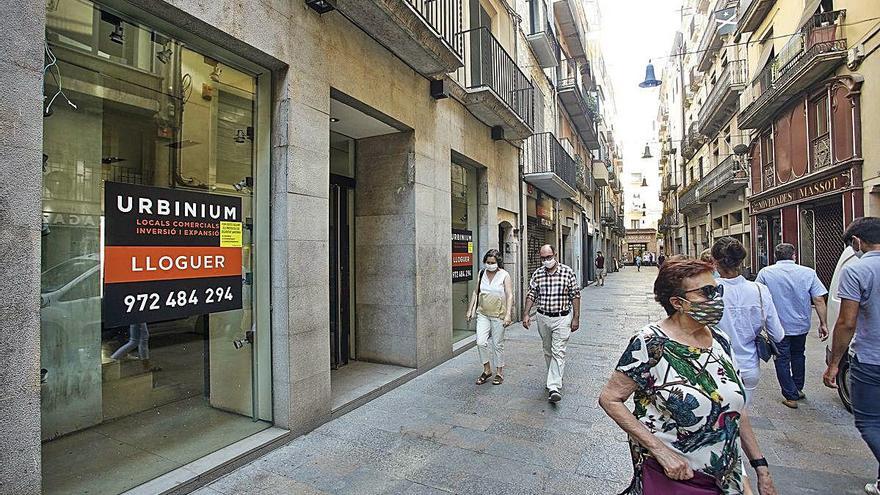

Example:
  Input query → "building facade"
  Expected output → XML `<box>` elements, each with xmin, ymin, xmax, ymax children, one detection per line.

<box><xmin>3</xmin><ymin>0</ymin><xmax>621</xmax><ymax>494</ymax></box>
<box><xmin>656</xmin><ymin>0</ymin><xmax>879</xmax><ymax>282</ymax></box>
<box><xmin>737</xmin><ymin>0</ymin><xmax>880</xmax><ymax>287</ymax></box>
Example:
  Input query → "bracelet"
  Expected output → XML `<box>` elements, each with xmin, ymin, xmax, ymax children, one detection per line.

<box><xmin>749</xmin><ymin>457</ymin><xmax>769</xmax><ymax>469</ymax></box>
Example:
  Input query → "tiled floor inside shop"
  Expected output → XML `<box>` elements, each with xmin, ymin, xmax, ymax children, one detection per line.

<box><xmin>42</xmin><ymin>396</ymin><xmax>270</xmax><ymax>495</ymax></box>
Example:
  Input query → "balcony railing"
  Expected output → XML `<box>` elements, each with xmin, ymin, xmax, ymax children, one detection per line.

<box><xmin>601</xmin><ymin>202</ymin><xmax>618</xmax><ymax>223</ymax></box>
<box><xmin>405</xmin><ymin>0</ymin><xmax>463</xmax><ymax>58</ymax></box>
<box><xmin>658</xmin><ymin>210</ymin><xmax>680</xmax><ymax>231</ymax></box>
<box><xmin>335</xmin><ymin>0</ymin><xmax>463</xmax><ymax>78</ymax></box>
<box><xmin>557</xmin><ymin>57</ymin><xmax>600</xmax><ymax>147</ymax></box>
<box><xmin>697</xmin><ymin>154</ymin><xmax>749</xmax><ymax>202</ymax></box>
<box><xmin>679</xmin><ymin>183</ymin><xmax>703</xmax><ymax>212</ymax></box>
<box><xmin>522</xmin><ymin>132</ymin><xmax>577</xmax><ymax>198</ymax></box>
<box><xmin>576</xmin><ymin>156</ymin><xmax>594</xmax><ymax>197</ymax></box>
<box><xmin>527</xmin><ymin>0</ymin><xmax>560</xmax><ymax>68</ymax></box>
<box><xmin>661</xmin><ymin>172</ymin><xmax>677</xmax><ymax>193</ymax></box>
<box><xmin>697</xmin><ymin>60</ymin><xmax>747</xmax><ymax>136</ymax></box>
<box><xmin>455</xmin><ymin>27</ymin><xmax>535</xmax><ymax>131</ymax></box>
<box><xmin>739</xmin><ymin>10</ymin><xmax>847</xmax><ymax>129</ymax></box>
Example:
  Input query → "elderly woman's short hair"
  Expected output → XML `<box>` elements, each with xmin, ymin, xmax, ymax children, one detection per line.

<box><xmin>654</xmin><ymin>259</ymin><xmax>716</xmax><ymax>316</ymax></box>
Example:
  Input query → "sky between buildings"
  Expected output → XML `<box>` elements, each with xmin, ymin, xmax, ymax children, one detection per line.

<box><xmin>598</xmin><ymin>0</ymin><xmax>683</xmax><ymax>227</ymax></box>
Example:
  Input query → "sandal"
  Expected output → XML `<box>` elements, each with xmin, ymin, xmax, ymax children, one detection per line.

<box><xmin>492</xmin><ymin>374</ymin><xmax>504</xmax><ymax>385</ymax></box>
<box><xmin>475</xmin><ymin>371</ymin><xmax>492</xmax><ymax>385</ymax></box>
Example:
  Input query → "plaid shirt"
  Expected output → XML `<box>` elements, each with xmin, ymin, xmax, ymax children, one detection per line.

<box><xmin>527</xmin><ymin>263</ymin><xmax>580</xmax><ymax>313</ymax></box>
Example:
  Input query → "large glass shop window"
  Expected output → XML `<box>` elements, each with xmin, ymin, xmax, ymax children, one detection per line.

<box><xmin>41</xmin><ymin>2</ymin><xmax>270</xmax><ymax>494</ymax></box>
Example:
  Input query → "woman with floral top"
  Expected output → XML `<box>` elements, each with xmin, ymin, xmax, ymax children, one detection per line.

<box><xmin>599</xmin><ymin>259</ymin><xmax>778</xmax><ymax>495</ymax></box>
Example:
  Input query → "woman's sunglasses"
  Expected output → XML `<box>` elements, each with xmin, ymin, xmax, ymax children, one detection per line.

<box><xmin>681</xmin><ymin>284</ymin><xmax>723</xmax><ymax>300</ymax></box>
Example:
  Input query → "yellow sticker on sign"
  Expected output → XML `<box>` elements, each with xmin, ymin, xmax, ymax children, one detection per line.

<box><xmin>220</xmin><ymin>221</ymin><xmax>243</xmax><ymax>247</ymax></box>
<box><xmin>467</xmin><ymin>242</ymin><xmax>473</xmax><ymax>254</ymax></box>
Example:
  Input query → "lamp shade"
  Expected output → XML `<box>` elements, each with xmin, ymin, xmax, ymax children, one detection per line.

<box><xmin>642</xmin><ymin>143</ymin><xmax>653</xmax><ymax>159</ymax></box>
<box><xmin>639</xmin><ymin>60</ymin><xmax>662</xmax><ymax>88</ymax></box>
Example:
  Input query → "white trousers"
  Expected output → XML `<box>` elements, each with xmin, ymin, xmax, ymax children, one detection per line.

<box><xmin>536</xmin><ymin>312</ymin><xmax>573</xmax><ymax>391</ymax></box>
<box><xmin>476</xmin><ymin>313</ymin><xmax>505</xmax><ymax>369</ymax></box>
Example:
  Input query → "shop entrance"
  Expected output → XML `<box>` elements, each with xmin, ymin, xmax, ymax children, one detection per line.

<box><xmin>329</xmin><ymin>178</ymin><xmax>353</xmax><ymax>369</ymax></box>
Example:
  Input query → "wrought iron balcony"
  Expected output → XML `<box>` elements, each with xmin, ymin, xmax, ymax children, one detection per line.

<box><xmin>553</xmin><ymin>0</ymin><xmax>587</xmax><ymax>59</ymax></box>
<box><xmin>557</xmin><ymin>57</ymin><xmax>600</xmax><ymax>148</ymax></box>
<box><xmin>658</xmin><ymin>210</ymin><xmax>681</xmax><ymax>232</ymax></box>
<box><xmin>334</xmin><ymin>0</ymin><xmax>463</xmax><ymax>78</ymax></box>
<box><xmin>661</xmin><ymin>172</ymin><xmax>678</xmax><ymax>193</ymax></box>
<box><xmin>575</xmin><ymin>156</ymin><xmax>594</xmax><ymax>197</ymax></box>
<box><xmin>697</xmin><ymin>60</ymin><xmax>747</xmax><ymax>137</ymax></box>
<box><xmin>601</xmin><ymin>202</ymin><xmax>618</xmax><ymax>224</ymax></box>
<box><xmin>678</xmin><ymin>183</ymin><xmax>704</xmax><ymax>213</ymax></box>
<box><xmin>696</xmin><ymin>154</ymin><xmax>748</xmax><ymax>203</ymax></box>
<box><xmin>527</xmin><ymin>0</ymin><xmax>560</xmax><ymax>68</ymax></box>
<box><xmin>451</xmin><ymin>27</ymin><xmax>534</xmax><ymax>139</ymax></box>
<box><xmin>697</xmin><ymin>0</ymin><xmax>738</xmax><ymax>71</ymax></box>
<box><xmin>739</xmin><ymin>10</ymin><xmax>847</xmax><ymax>130</ymax></box>
<box><xmin>592</xmin><ymin>160</ymin><xmax>609</xmax><ymax>187</ymax></box>
<box><xmin>522</xmin><ymin>132</ymin><xmax>577</xmax><ymax>199</ymax></box>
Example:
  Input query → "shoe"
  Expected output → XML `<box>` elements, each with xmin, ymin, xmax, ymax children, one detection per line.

<box><xmin>549</xmin><ymin>390</ymin><xmax>562</xmax><ymax>403</ymax></box>
<box><xmin>865</xmin><ymin>481</ymin><xmax>880</xmax><ymax>495</ymax></box>
<box><xmin>798</xmin><ymin>391</ymin><xmax>806</xmax><ymax>400</ymax></box>
<box><xmin>782</xmin><ymin>399</ymin><xmax>798</xmax><ymax>409</ymax></box>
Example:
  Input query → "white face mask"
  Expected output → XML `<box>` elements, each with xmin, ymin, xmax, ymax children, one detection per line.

<box><xmin>485</xmin><ymin>263</ymin><xmax>498</xmax><ymax>272</ymax></box>
<box><xmin>854</xmin><ymin>238</ymin><xmax>864</xmax><ymax>258</ymax></box>
<box><xmin>542</xmin><ymin>258</ymin><xmax>556</xmax><ymax>269</ymax></box>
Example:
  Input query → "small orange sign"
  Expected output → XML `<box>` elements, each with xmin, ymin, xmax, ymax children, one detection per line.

<box><xmin>104</xmin><ymin>246</ymin><xmax>242</xmax><ymax>284</ymax></box>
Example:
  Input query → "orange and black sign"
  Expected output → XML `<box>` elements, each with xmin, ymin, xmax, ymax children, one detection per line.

<box><xmin>103</xmin><ymin>182</ymin><xmax>243</xmax><ymax>326</ymax></box>
<box><xmin>452</xmin><ymin>229</ymin><xmax>473</xmax><ymax>283</ymax></box>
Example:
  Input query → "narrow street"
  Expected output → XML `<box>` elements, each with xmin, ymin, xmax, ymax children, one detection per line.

<box><xmin>194</xmin><ymin>268</ymin><xmax>874</xmax><ymax>495</ymax></box>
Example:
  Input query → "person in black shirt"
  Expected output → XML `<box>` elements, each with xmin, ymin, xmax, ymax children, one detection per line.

<box><xmin>595</xmin><ymin>251</ymin><xmax>606</xmax><ymax>287</ymax></box>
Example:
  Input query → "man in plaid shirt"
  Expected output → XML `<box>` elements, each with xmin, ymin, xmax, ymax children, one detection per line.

<box><xmin>522</xmin><ymin>244</ymin><xmax>581</xmax><ymax>402</ymax></box>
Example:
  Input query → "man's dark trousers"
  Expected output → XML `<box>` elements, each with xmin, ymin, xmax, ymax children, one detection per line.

<box><xmin>774</xmin><ymin>334</ymin><xmax>808</xmax><ymax>400</ymax></box>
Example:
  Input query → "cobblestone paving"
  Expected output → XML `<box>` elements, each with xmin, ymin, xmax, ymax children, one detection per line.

<box><xmin>194</xmin><ymin>268</ymin><xmax>875</xmax><ymax>495</ymax></box>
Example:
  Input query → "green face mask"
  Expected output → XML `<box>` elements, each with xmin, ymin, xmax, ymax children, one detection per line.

<box><xmin>682</xmin><ymin>297</ymin><xmax>725</xmax><ymax>327</ymax></box>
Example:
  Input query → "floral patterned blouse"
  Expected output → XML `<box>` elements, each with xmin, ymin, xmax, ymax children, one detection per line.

<box><xmin>615</xmin><ymin>323</ymin><xmax>746</xmax><ymax>494</ymax></box>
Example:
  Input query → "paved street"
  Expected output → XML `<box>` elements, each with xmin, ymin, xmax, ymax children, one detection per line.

<box><xmin>194</xmin><ymin>268</ymin><xmax>875</xmax><ymax>495</ymax></box>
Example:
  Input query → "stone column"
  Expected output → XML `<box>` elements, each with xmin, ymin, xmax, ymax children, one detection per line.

<box><xmin>0</xmin><ymin>3</ymin><xmax>46</xmax><ymax>494</ymax></box>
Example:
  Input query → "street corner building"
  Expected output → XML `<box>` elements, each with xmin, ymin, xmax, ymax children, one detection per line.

<box><xmin>1</xmin><ymin>0</ymin><xmax>624</xmax><ymax>493</ymax></box>
<box><xmin>655</xmin><ymin>0</ymin><xmax>880</xmax><ymax>286</ymax></box>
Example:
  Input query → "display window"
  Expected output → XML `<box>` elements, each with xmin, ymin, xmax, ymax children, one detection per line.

<box><xmin>41</xmin><ymin>1</ymin><xmax>271</xmax><ymax>493</ymax></box>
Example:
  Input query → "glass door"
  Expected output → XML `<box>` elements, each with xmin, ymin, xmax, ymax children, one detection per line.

<box><xmin>452</xmin><ymin>163</ymin><xmax>479</xmax><ymax>343</ymax></box>
<box><xmin>329</xmin><ymin>181</ymin><xmax>352</xmax><ymax>368</ymax></box>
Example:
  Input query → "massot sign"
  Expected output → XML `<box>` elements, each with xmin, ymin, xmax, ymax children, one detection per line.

<box><xmin>103</xmin><ymin>182</ymin><xmax>243</xmax><ymax>326</ymax></box>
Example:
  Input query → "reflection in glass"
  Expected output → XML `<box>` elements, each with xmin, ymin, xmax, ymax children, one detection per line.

<box><xmin>41</xmin><ymin>2</ymin><xmax>270</xmax><ymax>494</ymax></box>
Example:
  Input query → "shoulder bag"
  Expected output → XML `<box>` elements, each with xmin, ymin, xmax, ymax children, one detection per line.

<box><xmin>754</xmin><ymin>283</ymin><xmax>779</xmax><ymax>362</ymax></box>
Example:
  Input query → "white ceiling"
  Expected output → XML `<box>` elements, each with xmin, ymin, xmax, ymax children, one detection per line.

<box><xmin>329</xmin><ymin>99</ymin><xmax>399</xmax><ymax>139</ymax></box>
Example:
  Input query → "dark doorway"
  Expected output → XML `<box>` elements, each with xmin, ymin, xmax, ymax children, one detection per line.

<box><xmin>330</xmin><ymin>177</ymin><xmax>354</xmax><ymax>369</ymax></box>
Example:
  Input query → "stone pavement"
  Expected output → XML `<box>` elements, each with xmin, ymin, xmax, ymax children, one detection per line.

<box><xmin>194</xmin><ymin>267</ymin><xmax>875</xmax><ymax>495</ymax></box>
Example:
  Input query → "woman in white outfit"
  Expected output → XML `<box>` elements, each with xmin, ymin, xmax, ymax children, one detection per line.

<box><xmin>466</xmin><ymin>249</ymin><xmax>514</xmax><ymax>385</ymax></box>
<box><xmin>712</xmin><ymin>237</ymin><xmax>785</xmax><ymax>404</ymax></box>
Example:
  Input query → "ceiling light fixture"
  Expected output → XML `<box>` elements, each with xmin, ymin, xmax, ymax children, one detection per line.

<box><xmin>330</xmin><ymin>117</ymin><xmax>340</xmax><ymax>123</ymax></box>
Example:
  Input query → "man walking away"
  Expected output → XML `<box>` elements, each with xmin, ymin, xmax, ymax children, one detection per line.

<box><xmin>635</xmin><ymin>254</ymin><xmax>642</xmax><ymax>272</ymax></box>
<box><xmin>757</xmin><ymin>243</ymin><xmax>829</xmax><ymax>408</ymax></box>
<box><xmin>595</xmin><ymin>250</ymin><xmax>606</xmax><ymax>287</ymax></box>
<box><xmin>658</xmin><ymin>251</ymin><xmax>666</xmax><ymax>267</ymax></box>
<box><xmin>522</xmin><ymin>245</ymin><xmax>581</xmax><ymax>403</ymax></box>
<box><xmin>824</xmin><ymin>217</ymin><xmax>880</xmax><ymax>495</ymax></box>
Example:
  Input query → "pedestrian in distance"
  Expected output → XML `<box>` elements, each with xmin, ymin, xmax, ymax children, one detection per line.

<box><xmin>466</xmin><ymin>249</ymin><xmax>514</xmax><ymax>386</ymax></box>
<box><xmin>658</xmin><ymin>251</ymin><xmax>666</xmax><ymax>267</ymax></box>
<box><xmin>595</xmin><ymin>250</ymin><xmax>607</xmax><ymax>287</ymax></box>
<box><xmin>756</xmin><ymin>243</ymin><xmax>829</xmax><ymax>409</ymax></box>
<box><xmin>712</xmin><ymin>237</ymin><xmax>785</xmax><ymax>405</ymax></box>
<box><xmin>522</xmin><ymin>244</ymin><xmax>581</xmax><ymax>403</ymax></box>
<box><xmin>636</xmin><ymin>254</ymin><xmax>642</xmax><ymax>272</ymax></box>
<box><xmin>824</xmin><ymin>217</ymin><xmax>880</xmax><ymax>495</ymax></box>
<box><xmin>599</xmin><ymin>258</ymin><xmax>778</xmax><ymax>495</ymax></box>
